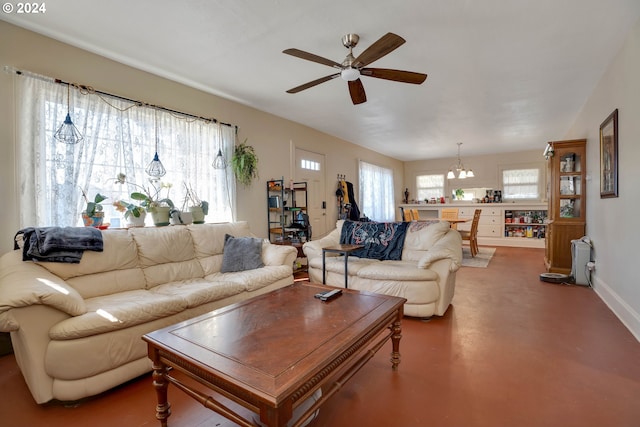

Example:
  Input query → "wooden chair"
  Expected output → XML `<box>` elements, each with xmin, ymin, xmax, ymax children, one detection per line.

<box><xmin>459</xmin><ymin>209</ymin><xmax>481</xmax><ymax>257</ymax></box>
<box><xmin>440</xmin><ymin>208</ymin><xmax>459</xmax><ymax>229</ymax></box>
<box><xmin>403</xmin><ymin>209</ymin><xmax>414</xmax><ymax>222</ymax></box>
<box><xmin>410</xmin><ymin>209</ymin><xmax>420</xmax><ymax>221</ymax></box>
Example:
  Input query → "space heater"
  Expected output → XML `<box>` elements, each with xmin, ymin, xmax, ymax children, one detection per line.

<box><xmin>571</xmin><ymin>238</ymin><xmax>591</xmax><ymax>286</ymax></box>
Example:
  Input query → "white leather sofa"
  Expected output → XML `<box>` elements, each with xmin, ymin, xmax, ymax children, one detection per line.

<box><xmin>303</xmin><ymin>220</ymin><xmax>462</xmax><ymax>318</ymax></box>
<box><xmin>0</xmin><ymin>222</ymin><xmax>297</xmax><ymax>404</ymax></box>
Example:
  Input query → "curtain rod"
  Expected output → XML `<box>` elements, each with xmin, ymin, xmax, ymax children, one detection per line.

<box><xmin>6</xmin><ymin>66</ymin><xmax>238</xmax><ymax>131</ymax></box>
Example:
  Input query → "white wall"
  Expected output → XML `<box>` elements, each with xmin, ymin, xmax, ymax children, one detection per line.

<box><xmin>404</xmin><ymin>150</ymin><xmax>546</xmax><ymax>201</ymax></box>
<box><xmin>564</xmin><ymin>18</ymin><xmax>640</xmax><ymax>340</ymax></box>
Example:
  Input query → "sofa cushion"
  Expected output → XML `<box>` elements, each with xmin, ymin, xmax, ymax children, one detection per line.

<box><xmin>207</xmin><ymin>265</ymin><xmax>292</xmax><ymax>292</ymax></box>
<box><xmin>37</xmin><ymin>230</ymin><xmax>139</xmax><ymax>280</ymax></box>
<box><xmin>130</xmin><ymin>226</ymin><xmax>195</xmax><ymax>267</ymax></box>
<box><xmin>49</xmin><ymin>290</ymin><xmax>188</xmax><ymax>340</ymax></box>
<box><xmin>143</xmin><ymin>259</ymin><xmax>205</xmax><ymax>289</ymax></box>
<box><xmin>357</xmin><ymin>261</ymin><xmax>438</xmax><ymax>281</ymax></box>
<box><xmin>221</xmin><ymin>234</ymin><xmax>264</xmax><ymax>273</ymax></box>
<box><xmin>150</xmin><ymin>279</ymin><xmax>245</xmax><ymax>308</ymax></box>
<box><xmin>402</xmin><ymin>221</ymin><xmax>451</xmax><ymax>261</ymax></box>
<box><xmin>67</xmin><ymin>268</ymin><xmax>146</xmax><ymax>299</ymax></box>
<box><xmin>351</xmin><ymin>277</ymin><xmax>440</xmax><ymax>305</ymax></box>
<box><xmin>188</xmin><ymin>222</ymin><xmax>253</xmax><ymax>258</ymax></box>
<box><xmin>308</xmin><ymin>256</ymin><xmax>378</xmax><ymax>275</ymax></box>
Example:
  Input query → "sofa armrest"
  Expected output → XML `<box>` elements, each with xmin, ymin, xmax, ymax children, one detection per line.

<box><xmin>0</xmin><ymin>252</ymin><xmax>86</xmax><ymax>331</ymax></box>
<box><xmin>262</xmin><ymin>241</ymin><xmax>298</xmax><ymax>268</ymax></box>
<box><xmin>302</xmin><ymin>228</ymin><xmax>341</xmax><ymax>260</ymax></box>
<box><xmin>416</xmin><ymin>229</ymin><xmax>463</xmax><ymax>272</ymax></box>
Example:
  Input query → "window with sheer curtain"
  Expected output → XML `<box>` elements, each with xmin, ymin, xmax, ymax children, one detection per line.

<box><xmin>14</xmin><ymin>71</ymin><xmax>236</xmax><ymax>228</ymax></box>
<box><xmin>501</xmin><ymin>168</ymin><xmax>542</xmax><ymax>199</ymax></box>
<box><xmin>359</xmin><ymin>161</ymin><xmax>395</xmax><ymax>222</ymax></box>
<box><xmin>416</xmin><ymin>174</ymin><xmax>445</xmax><ymax>201</ymax></box>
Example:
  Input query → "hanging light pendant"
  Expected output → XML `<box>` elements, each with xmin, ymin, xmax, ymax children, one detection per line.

<box><xmin>447</xmin><ymin>142</ymin><xmax>474</xmax><ymax>180</ymax></box>
<box><xmin>146</xmin><ymin>108</ymin><xmax>166</xmax><ymax>178</ymax></box>
<box><xmin>212</xmin><ymin>147</ymin><xmax>227</xmax><ymax>169</ymax></box>
<box><xmin>54</xmin><ymin>84</ymin><xmax>83</xmax><ymax>144</ymax></box>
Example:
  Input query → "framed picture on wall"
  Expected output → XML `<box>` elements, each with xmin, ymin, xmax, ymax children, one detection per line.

<box><xmin>600</xmin><ymin>109</ymin><xmax>618</xmax><ymax>198</ymax></box>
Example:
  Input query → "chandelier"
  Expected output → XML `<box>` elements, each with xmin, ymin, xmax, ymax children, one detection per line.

<box><xmin>447</xmin><ymin>142</ymin><xmax>474</xmax><ymax>179</ymax></box>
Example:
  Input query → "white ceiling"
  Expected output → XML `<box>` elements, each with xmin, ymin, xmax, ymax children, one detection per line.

<box><xmin>3</xmin><ymin>0</ymin><xmax>640</xmax><ymax>161</ymax></box>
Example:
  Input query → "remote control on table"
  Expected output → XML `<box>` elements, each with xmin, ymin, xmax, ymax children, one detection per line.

<box><xmin>319</xmin><ymin>289</ymin><xmax>342</xmax><ymax>301</ymax></box>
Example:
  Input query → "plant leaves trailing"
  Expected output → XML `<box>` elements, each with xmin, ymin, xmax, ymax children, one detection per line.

<box><xmin>232</xmin><ymin>139</ymin><xmax>259</xmax><ymax>187</ymax></box>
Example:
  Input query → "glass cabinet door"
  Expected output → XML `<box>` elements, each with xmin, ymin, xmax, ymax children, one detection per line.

<box><xmin>555</xmin><ymin>147</ymin><xmax>584</xmax><ymax>220</ymax></box>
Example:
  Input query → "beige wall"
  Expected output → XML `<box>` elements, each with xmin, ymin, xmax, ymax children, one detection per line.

<box><xmin>0</xmin><ymin>21</ymin><xmax>403</xmax><ymax>254</ymax></box>
<box><xmin>564</xmin><ymin>17</ymin><xmax>640</xmax><ymax>340</ymax></box>
<box><xmin>404</xmin><ymin>150</ymin><xmax>546</xmax><ymax>201</ymax></box>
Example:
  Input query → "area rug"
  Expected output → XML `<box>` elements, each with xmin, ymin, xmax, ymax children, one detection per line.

<box><xmin>461</xmin><ymin>247</ymin><xmax>496</xmax><ymax>268</ymax></box>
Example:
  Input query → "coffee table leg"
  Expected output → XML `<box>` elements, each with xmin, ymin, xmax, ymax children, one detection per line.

<box><xmin>390</xmin><ymin>313</ymin><xmax>402</xmax><ymax>371</ymax></box>
<box><xmin>152</xmin><ymin>358</ymin><xmax>171</xmax><ymax>426</ymax></box>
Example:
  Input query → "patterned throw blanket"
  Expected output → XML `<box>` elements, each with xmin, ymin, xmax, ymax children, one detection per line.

<box><xmin>14</xmin><ymin>226</ymin><xmax>104</xmax><ymax>263</ymax></box>
<box><xmin>339</xmin><ymin>220</ymin><xmax>408</xmax><ymax>260</ymax></box>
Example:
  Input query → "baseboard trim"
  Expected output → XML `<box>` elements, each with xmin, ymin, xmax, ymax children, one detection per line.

<box><xmin>593</xmin><ymin>276</ymin><xmax>640</xmax><ymax>342</ymax></box>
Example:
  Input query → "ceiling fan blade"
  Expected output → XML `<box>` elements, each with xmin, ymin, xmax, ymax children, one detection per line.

<box><xmin>353</xmin><ymin>33</ymin><xmax>405</xmax><ymax>68</ymax></box>
<box><xmin>283</xmin><ymin>48</ymin><xmax>342</xmax><ymax>69</ymax></box>
<box><xmin>286</xmin><ymin>73</ymin><xmax>340</xmax><ymax>94</ymax></box>
<box><xmin>360</xmin><ymin>68</ymin><xmax>427</xmax><ymax>84</ymax></box>
<box><xmin>348</xmin><ymin>79</ymin><xmax>367</xmax><ymax>105</ymax></box>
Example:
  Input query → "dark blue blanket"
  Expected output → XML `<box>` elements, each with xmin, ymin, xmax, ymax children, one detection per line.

<box><xmin>339</xmin><ymin>220</ymin><xmax>408</xmax><ymax>260</ymax></box>
<box><xmin>15</xmin><ymin>227</ymin><xmax>104</xmax><ymax>263</ymax></box>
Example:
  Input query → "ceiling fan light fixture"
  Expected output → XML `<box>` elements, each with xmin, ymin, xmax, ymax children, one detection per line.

<box><xmin>341</xmin><ymin>67</ymin><xmax>360</xmax><ymax>81</ymax></box>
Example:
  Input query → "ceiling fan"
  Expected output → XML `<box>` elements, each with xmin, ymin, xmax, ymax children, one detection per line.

<box><xmin>283</xmin><ymin>32</ymin><xmax>427</xmax><ymax>105</ymax></box>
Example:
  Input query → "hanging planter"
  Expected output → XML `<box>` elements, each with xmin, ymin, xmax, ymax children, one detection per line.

<box><xmin>232</xmin><ymin>139</ymin><xmax>259</xmax><ymax>187</ymax></box>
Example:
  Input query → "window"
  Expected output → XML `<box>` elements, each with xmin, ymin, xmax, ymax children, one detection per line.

<box><xmin>15</xmin><ymin>71</ymin><xmax>236</xmax><ymax>228</ymax></box>
<box><xmin>359</xmin><ymin>161</ymin><xmax>395</xmax><ymax>222</ymax></box>
<box><xmin>502</xmin><ymin>167</ymin><xmax>542</xmax><ymax>200</ymax></box>
<box><xmin>416</xmin><ymin>174</ymin><xmax>445</xmax><ymax>201</ymax></box>
<box><xmin>301</xmin><ymin>159</ymin><xmax>320</xmax><ymax>171</ymax></box>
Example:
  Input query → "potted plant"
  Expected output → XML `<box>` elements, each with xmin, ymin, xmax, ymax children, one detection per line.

<box><xmin>114</xmin><ymin>173</ymin><xmax>174</xmax><ymax>226</ymax></box>
<box><xmin>182</xmin><ymin>183</ymin><xmax>208</xmax><ymax>224</ymax></box>
<box><xmin>231</xmin><ymin>139</ymin><xmax>258</xmax><ymax>187</ymax></box>
<box><xmin>113</xmin><ymin>200</ymin><xmax>147</xmax><ymax>227</ymax></box>
<box><xmin>80</xmin><ymin>189</ymin><xmax>108</xmax><ymax>227</ymax></box>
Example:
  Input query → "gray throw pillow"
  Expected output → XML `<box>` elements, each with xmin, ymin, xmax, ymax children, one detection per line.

<box><xmin>221</xmin><ymin>234</ymin><xmax>264</xmax><ymax>273</ymax></box>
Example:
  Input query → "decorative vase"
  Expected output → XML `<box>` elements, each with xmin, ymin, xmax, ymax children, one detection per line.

<box><xmin>170</xmin><ymin>210</ymin><xmax>193</xmax><ymax>225</ymax></box>
<box><xmin>125</xmin><ymin>210</ymin><xmax>146</xmax><ymax>228</ymax></box>
<box><xmin>81</xmin><ymin>211</ymin><xmax>104</xmax><ymax>227</ymax></box>
<box><xmin>151</xmin><ymin>206</ymin><xmax>171</xmax><ymax>226</ymax></box>
<box><xmin>189</xmin><ymin>206</ymin><xmax>205</xmax><ymax>224</ymax></box>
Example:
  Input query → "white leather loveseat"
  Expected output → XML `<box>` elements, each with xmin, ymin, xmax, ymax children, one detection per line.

<box><xmin>303</xmin><ymin>220</ymin><xmax>462</xmax><ymax>318</ymax></box>
<box><xmin>0</xmin><ymin>222</ymin><xmax>297</xmax><ymax>404</ymax></box>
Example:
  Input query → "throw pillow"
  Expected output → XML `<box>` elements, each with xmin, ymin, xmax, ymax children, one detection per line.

<box><xmin>221</xmin><ymin>234</ymin><xmax>264</xmax><ymax>273</ymax></box>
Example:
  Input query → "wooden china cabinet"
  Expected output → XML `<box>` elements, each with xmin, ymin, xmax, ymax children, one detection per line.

<box><xmin>545</xmin><ymin>139</ymin><xmax>586</xmax><ymax>274</ymax></box>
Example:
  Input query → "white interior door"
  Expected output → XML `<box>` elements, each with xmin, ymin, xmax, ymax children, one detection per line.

<box><xmin>295</xmin><ymin>148</ymin><xmax>327</xmax><ymax>239</ymax></box>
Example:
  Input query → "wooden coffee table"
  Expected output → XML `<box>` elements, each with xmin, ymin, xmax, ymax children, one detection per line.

<box><xmin>142</xmin><ymin>283</ymin><xmax>406</xmax><ymax>427</ymax></box>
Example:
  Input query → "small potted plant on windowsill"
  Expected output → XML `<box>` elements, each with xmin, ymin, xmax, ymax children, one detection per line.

<box><xmin>114</xmin><ymin>173</ymin><xmax>174</xmax><ymax>226</ymax></box>
<box><xmin>182</xmin><ymin>183</ymin><xmax>208</xmax><ymax>224</ymax></box>
<box><xmin>80</xmin><ymin>189</ymin><xmax>108</xmax><ymax>227</ymax></box>
<box><xmin>113</xmin><ymin>200</ymin><xmax>147</xmax><ymax>227</ymax></box>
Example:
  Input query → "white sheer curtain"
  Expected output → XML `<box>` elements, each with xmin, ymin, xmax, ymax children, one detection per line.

<box><xmin>359</xmin><ymin>160</ymin><xmax>395</xmax><ymax>222</ymax></box>
<box><xmin>502</xmin><ymin>168</ymin><xmax>540</xmax><ymax>199</ymax></box>
<box><xmin>15</xmin><ymin>71</ymin><xmax>235</xmax><ymax>227</ymax></box>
